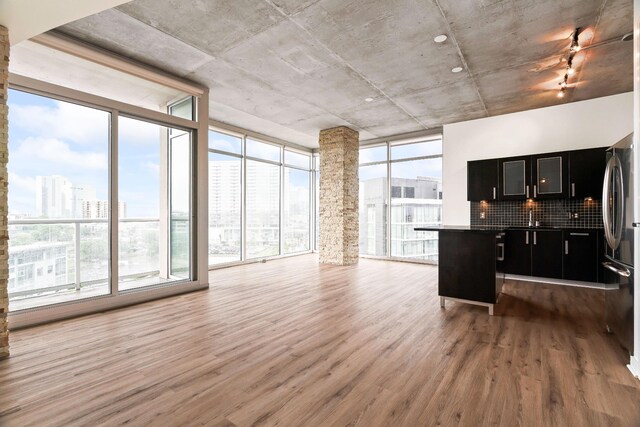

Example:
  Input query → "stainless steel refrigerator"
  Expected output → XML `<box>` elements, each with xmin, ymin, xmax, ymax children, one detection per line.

<box><xmin>602</xmin><ymin>133</ymin><xmax>634</xmax><ymax>354</ymax></box>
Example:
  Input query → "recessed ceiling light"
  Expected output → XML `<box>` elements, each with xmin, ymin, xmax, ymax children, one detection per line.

<box><xmin>365</xmin><ymin>97</ymin><xmax>374</xmax><ymax>102</ymax></box>
<box><xmin>451</xmin><ymin>66</ymin><xmax>463</xmax><ymax>73</ymax></box>
<box><xmin>434</xmin><ymin>34</ymin><xmax>448</xmax><ymax>43</ymax></box>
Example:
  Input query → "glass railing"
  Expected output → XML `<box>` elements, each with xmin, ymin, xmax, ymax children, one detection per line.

<box><xmin>8</xmin><ymin>218</ymin><xmax>160</xmax><ymax>308</ymax></box>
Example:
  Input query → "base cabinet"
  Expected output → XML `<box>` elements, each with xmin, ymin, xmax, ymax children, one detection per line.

<box><xmin>531</xmin><ymin>230</ymin><xmax>563</xmax><ymax>279</ymax></box>
<box><xmin>504</xmin><ymin>229</ymin><xmax>531</xmax><ymax>276</ymax></box>
<box><xmin>563</xmin><ymin>230</ymin><xmax>599</xmax><ymax>282</ymax></box>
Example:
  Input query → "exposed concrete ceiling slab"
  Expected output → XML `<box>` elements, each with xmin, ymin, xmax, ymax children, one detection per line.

<box><xmin>117</xmin><ymin>0</ymin><xmax>285</xmax><ymax>56</ymax></box>
<box><xmin>51</xmin><ymin>0</ymin><xmax>633</xmax><ymax>148</ymax></box>
<box><xmin>58</xmin><ymin>9</ymin><xmax>211</xmax><ymax>77</ymax></box>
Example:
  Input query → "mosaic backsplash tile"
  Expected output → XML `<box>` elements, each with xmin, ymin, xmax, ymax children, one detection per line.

<box><xmin>470</xmin><ymin>199</ymin><xmax>603</xmax><ymax>229</ymax></box>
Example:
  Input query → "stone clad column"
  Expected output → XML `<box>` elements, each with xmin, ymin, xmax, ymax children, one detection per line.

<box><xmin>0</xmin><ymin>25</ymin><xmax>9</xmax><ymax>359</ymax></box>
<box><xmin>318</xmin><ymin>126</ymin><xmax>359</xmax><ymax>265</ymax></box>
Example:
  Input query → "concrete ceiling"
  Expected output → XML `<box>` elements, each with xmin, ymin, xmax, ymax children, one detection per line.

<box><xmin>53</xmin><ymin>0</ymin><xmax>633</xmax><ymax>148</ymax></box>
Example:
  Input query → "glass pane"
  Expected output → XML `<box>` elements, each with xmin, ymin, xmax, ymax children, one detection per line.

<box><xmin>359</xmin><ymin>145</ymin><xmax>387</xmax><ymax>164</ymax></box>
<box><xmin>246</xmin><ymin>138</ymin><xmax>280</xmax><ymax>162</ymax></box>
<box><xmin>7</xmin><ymin>89</ymin><xmax>110</xmax><ymax>310</ymax></box>
<box><xmin>170</xmin><ymin>132</ymin><xmax>191</xmax><ymax>278</ymax></box>
<box><xmin>208</xmin><ymin>152</ymin><xmax>241</xmax><ymax>265</ymax></box>
<box><xmin>503</xmin><ymin>160</ymin><xmax>525</xmax><ymax>196</ymax></box>
<box><xmin>537</xmin><ymin>157</ymin><xmax>562</xmax><ymax>194</ymax></box>
<box><xmin>246</xmin><ymin>160</ymin><xmax>280</xmax><ymax>258</ymax></box>
<box><xmin>359</xmin><ymin>163</ymin><xmax>387</xmax><ymax>256</ymax></box>
<box><xmin>284</xmin><ymin>150</ymin><xmax>310</xmax><ymax>169</ymax></box>
<box><xmin>391</xmin><ymin>139</ymin><xmax>442</xmax><ymax>160</ymax></box>
<box><xmin>119</xmin><ymin>116</ymin><xmax>192</xmax><ymax>291</ymax></box>
<box><xmin>169</xmin><ymin>97</ymin><xmax>193</xmax><ymax>120</ymax></box>
<box><xmin>209</xmin><ymin>130</ymin><xmax>242</xmax><ymax>155</ymax></box>
<box><xmin>390</xmin><ymin>158</ymin><xmax>442</xmax><ymax>261</ymax></box>
<box><xmin>284</xmin><ymin>168</ymin><xmax>310</xmax><ymax>254</ymax></box>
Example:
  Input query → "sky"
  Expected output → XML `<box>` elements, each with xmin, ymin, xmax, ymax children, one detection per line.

<box><xmin>8</xmin><ymin>89</ymin><xmax>177</xmax><ymax>218</ymax></box>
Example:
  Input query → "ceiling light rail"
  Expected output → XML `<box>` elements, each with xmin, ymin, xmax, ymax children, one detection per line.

<box><xmin>557</xmin><ymin>28</ymin><xmax>581</xmax><ymax>99</ymax></box>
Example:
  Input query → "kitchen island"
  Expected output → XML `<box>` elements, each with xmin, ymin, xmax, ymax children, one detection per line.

<box><xmin>415</xmin><ymin>226</ymin><xmax>505</xmax><ymax>315</ymax></box>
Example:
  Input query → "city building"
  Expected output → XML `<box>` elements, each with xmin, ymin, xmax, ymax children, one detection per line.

<box><xmin>81</xmin><ymin>200</ymin><xmax>127</xmax><ymax>219</ymax></box>
<box><xmin>35</xmin><ymin>175</ymin><xmax>96</xmax><ymax>218</ymax></box>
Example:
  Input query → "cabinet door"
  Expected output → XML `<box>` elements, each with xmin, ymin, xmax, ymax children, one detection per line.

<box><xmin>569</xmin><ymin>148</ymin><xmax>607</xmax><ymax>199</ymax></box>
<box><xmin>467</xmin><ymin>159</ymin><xmax>498</xmax><ymax>201</ymax></box>
<box><xmin>504</xmin><ymin>230</ymin><xmax>531</xmax><ymax>275</ymax></box>
<box><xmin>532</xmin><ymin>153</ymin><xmax>568</xmax><ymax>199</ymax></box>
<box><xmin>499</xmin><ymin>156</ymin><xmax>531</xmax><ymax>200</ymax></box>
<box><xmin>563</xmin><ymin>230</ymin><xmax>598</xmax><ymax>282</ymax></box>
<box><xmin>531</xmin><ymin>230</ymin><xmax>563</xmax><ymax>279</ymax></box>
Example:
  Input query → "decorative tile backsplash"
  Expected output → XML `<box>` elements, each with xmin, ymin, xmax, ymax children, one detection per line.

<box><xmin>470</xmin><ymin>199</ymin><xmax>603</xmax><ymax>229</ymax></box>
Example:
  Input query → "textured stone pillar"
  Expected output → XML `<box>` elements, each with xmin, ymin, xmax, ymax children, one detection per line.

<box><xmin>319</xmin><ymin>126</ymin><xmax>359</xmax><ymax>265</ymax></box>
<box><xmin>0</xmin><ymin>26</ymin><xmax>8</xmax><ymax>359</ymax></box>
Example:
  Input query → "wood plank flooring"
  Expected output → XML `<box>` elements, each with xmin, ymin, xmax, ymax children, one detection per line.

<box><xmin>1</xmin><ymin>254</ymin><xmax>639</xmax><ymax>426</ymax></box>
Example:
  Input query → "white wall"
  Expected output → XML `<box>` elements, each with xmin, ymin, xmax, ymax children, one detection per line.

<box><xmin>442</xmin><ymin>92</ymin><xmax>634</xmax><ymax>225</ymax></box>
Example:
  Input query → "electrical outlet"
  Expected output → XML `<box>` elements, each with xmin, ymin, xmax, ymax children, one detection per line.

<box><xmin>480</xmin><ymin>212</ymin><xmax>486</xmax><ymax>219</ymax></box>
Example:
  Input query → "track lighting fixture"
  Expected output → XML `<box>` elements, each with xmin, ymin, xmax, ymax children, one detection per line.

<box><xmin>556</xmin><ymin>28</ymin><xmax>581</xmax><ymax>98</ymax></box>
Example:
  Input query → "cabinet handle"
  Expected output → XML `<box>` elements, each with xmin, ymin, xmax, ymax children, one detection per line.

<box><xmin>565</xmin><ymin>240</ymin><xmax>569</xmax><ymax>255</ymax></box>
<box><xmin>570</xmin><ymin>232</ymin><xmax>589</xmax><ymax>236</ymax></box>
<box><xmin>526</xmin><ymin>185</ymin><xmax>530</xmax><ymax>198</ymax></box>
<box><xmin>533</xmin><ymin>185</ymin><xmax>537</xmax><ymax>198</ymax></box>
<box><xmin>493</xmin><ymin>187</ymin><xmax>496</xmax><ymax>200</ymax></box>
<box><xmin>533</xmin><ymin>231</ymin><xmax>537</xmax><ymax>245</ymax></box>
<box><xmin>526</xmin><ymin>231</ymin><xmax>529</xmax><ymax>245</ymax></box>
<box><xmin>571</xmin><ymin>183</ymin><xmax>575</xmax><ymax>197</ymax></box>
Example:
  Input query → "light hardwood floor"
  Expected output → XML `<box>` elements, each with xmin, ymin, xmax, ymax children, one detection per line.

<box><xmin>1</xmin><ymin>254</ymin><xmax>639</xmax><ymax>426</ymax></box>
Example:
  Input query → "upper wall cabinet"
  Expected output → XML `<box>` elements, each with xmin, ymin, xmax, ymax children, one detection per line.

<box><xmin>531</xmin><ymin>152</ymin><xmax>568</xmax><ymax>200</ymax></box>
<box><xmin>467</xmin><ymin>159</ymin><xmax>498</xmax><ymax>201</ymax></box>
<box><xmin>498</xmin><ymin>156</ymin><xmax>531</xmax><ymax>200</ymax></box>
<box><xmin>468</xmin><ymin>147</ymin><xmax>608</xmax><ymax>202</ymax></box>
<box><xmin>569</xmin><ymin>148</ymin><xmax>607</xmax><ymax>199</ymax></box>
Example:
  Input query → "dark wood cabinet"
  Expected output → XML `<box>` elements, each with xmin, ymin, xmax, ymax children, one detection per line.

<box><xmin>469</xmin><ymin>147</ymin><xmax>607</xmax><ymax>202</ymax></box>
<box><xmin>505</xmin><ymin>229</ymin><xmax>563</xmax><ymax>279</ymax></box>
<box><xmin>504</xmin><ymin>229</ymin><xmax>532</xmax><ymax>276</ymax></box>
<box><xmin>438</xmin><ymin>230</ymin><xmax>500</xmax><ymax>304</ymax></box>
<box><xmin>499</xmin><ymin>156</ymin><xmax>532</xmax><ymax>200</ymax></box>
<box><xmin>563</xmin><ymin>230</ymin><xmax>598</xmax><ymax>282</ymax></box>
<box><xmin>569</xmin><ymin>148</ymin><xmax>607</xmax><ymax>199</ymax></box>
<box><xmin>531</xmin><ymin>153</ymin><xmax>569</xmax><ymax>200</ymax></box>
<box><xmin>531</xmin><ymin>230</ymin><xmax>563</xmax><ymax>279</ymax></box>
<box><xmin>467</xmin><ymin>159</ymin><xmax>498</xmax><ymax>201</ymax></box>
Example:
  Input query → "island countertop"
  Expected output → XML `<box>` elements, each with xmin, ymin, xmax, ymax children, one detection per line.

<box><xmin>414</xmin><ymin>225</ymin><xmax>506</xmax><ymax>233</ymax></box>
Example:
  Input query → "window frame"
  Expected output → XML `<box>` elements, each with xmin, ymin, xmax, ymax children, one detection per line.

<box><xmin>358</xmin><ymin>135</ymin><xmax>443</xmax><ymax>265</ymax></box>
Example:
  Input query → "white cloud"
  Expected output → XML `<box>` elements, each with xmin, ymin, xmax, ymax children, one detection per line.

<box><xmin>15</xmin><ymin>137</ymin><xmax>108</xmax><ymax>170</ymax></box>
<box><xmin>119</xmin><ymin>116</ymin><xmax>165</xmax><ymax>146</ymax></box>
<box><xmin>8</xmin><ymin>172</ymin><xmax>36</xmax><ymax>194</ymax></box>
<box><xmin>144</xmin><ymin>161</ymin><xmax>160</xmax><ymax>175</ymax></box>
<box><xmin>10</xmin><ymin>101</ymin><xmax>109</xmax><ymax>147</ymax></box>
<box><xmin>9</xmin><ymin>100</ymin><xmax>163</xmax><ymax>147</ymax></box>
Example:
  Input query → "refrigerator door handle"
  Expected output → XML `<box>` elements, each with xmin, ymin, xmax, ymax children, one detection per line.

<box><xmin>602</xmin><ymin>262</ymin><xmax>631</xmax><ymax>278</ymax></box>
<box><xmin>602</xmin><ymin>155</ymin><xmax>623</xmax><ymax>250</ymax></box>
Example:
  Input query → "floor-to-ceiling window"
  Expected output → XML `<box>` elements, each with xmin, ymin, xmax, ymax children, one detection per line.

<box><xmin>208</xmin><ymin>131</ymin><xmax>242</xmax><ymax>265</ymax></box>
<box><xmin>7</xmin><ymin>90</ymin><xmax>111</xmax><ymax>309</ymax></box>
<box><xmin>358</xmin><ymin>136</ymin><xmax>443</xmax><ymax>262</ymax></box>
<box><xmin>359</xmin><ymin>145</ymin><xmax>389</xmax><ymax>256</ymax></box>
<box><xmin>283</xmin><ymin>150</ymin><xmax>311</xmax><ymax>254</ymax></box>
<box><xmin>207</xmin><ymin>129</ymin><xmax>314</xmax><ymax>267</ymax></box>
<box><xmin>7</xmin><ymin>88</ymin><xmax>201</xmax><ymax>312</ymax></box>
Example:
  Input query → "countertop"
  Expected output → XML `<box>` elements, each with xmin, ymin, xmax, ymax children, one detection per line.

<box><xmin>414</xmin><ymin>225</ymin><xmax>602</xmax><ymax>233</ymax></box>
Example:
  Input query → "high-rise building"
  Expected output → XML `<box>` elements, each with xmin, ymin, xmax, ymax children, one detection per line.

<box><xmin>359</xmin><ymin>176</ymin><xmax>442</xmax><ymax>261</ymax></box>
<box><xmin>35</xmin><ymin>175</ymin><xmax>96</xmax><ymax>218</ymax></box>
<box><xmin>81</xmin><ymin>200</ymin><xmax>127</xmax><ymax>219</ymax></box>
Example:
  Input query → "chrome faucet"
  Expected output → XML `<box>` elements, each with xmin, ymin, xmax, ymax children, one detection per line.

<box><xmin>528</xmin><ymin>209</ymin><xmax>534</xmax><ymax>227</ymax></box>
